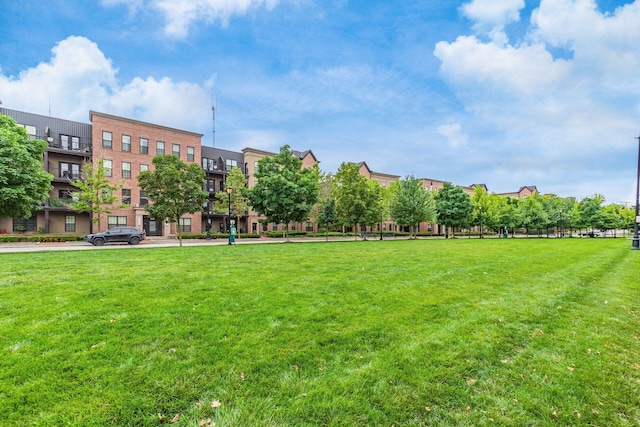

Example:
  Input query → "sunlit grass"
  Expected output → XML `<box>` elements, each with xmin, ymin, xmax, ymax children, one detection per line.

<box><xmin>1</xmin><ymin>238</ymin><xmax>638</xmax><ymax>426</ymax></box>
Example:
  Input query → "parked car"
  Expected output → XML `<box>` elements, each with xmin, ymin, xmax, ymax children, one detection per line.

<box><xmin>84</xmin><ymin>227</ymin><xmax>146</xmax><ymax>246</ymax></box>
<box><xmin>580</xmin><ymin>230</ymin><xmax>601</xmax><ymax>237</ymax></box>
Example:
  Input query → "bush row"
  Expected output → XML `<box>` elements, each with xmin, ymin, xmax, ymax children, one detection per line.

<box><xmin>0</xmin><ymin>234</ymin><xmax>85</xmax><ymax>243</ymax></box>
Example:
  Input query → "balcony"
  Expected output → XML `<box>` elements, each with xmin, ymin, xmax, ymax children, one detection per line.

<box><xmin>51</xmin><ymin>169</ymin><xmax>81</xmax><ymax>182</ymax></box>
<box><xmin>46</xmin><ymin>137</ymin><xmax>92</xmax><ymax>157</ymax></box>
<box><xmin>44</xmin><ymin>197</ymin><xmax>74</xmax><ymax>211</ymax></box>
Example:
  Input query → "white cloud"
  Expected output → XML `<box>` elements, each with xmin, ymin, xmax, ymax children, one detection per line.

<box><xmin>461</xmin><ymin>0</ymin><xmax>524</xmax><ymax>26</ymax></box>
<box><xmin>434</xmin><ymin>0</ymin><xmax>640</xmax><ymax>203</ymax></box>
<box><xmin>460</xmin><ymin>0</ymin><xmax>525</xmax><ymax>44</ymax></box>
<box><xmin>103</xmin><ymin>0</ymin><xmax>287</xmax><ymax>38</ymax></box>
<box><xmin>0</xmin><ymin>36</ymin><xmax>211</xmax><ymax>132</ymax></box>
<box><xmin>437</xmin><ymin>123</ymin><xmax>468</xmax><ymax>149</ymax></box>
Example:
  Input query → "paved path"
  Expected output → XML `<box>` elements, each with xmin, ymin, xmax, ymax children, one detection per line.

<box><xmin>0</xmin><ymin>236</ymin><xmax>370</xmax><ymax>253</ymax></box>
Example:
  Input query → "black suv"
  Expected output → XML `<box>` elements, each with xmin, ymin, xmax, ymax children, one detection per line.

<box><xmin>84</xmin><ymin>227</ymin><xmax>146</xmax><ymax>246</ymax></box>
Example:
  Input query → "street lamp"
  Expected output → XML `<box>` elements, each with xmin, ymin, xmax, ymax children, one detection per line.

<box><xmin>206</xmin><ymin>195</ymin><xmax>212</xmax><ymax>241</ymax></box>
<box><xmin>478</xmin><ymin>205</ymin><xmax>483</xmax><ymax>239</ymax></box>
<box><xmin>226</xmin><ymin>187</ymin><xmax>233</xmax><ymax>245</ymax></box>
<box><xmin>379</xmin><ymin>198</ymin><xmax>384</xmax><ymax>241</ymax></box>
<box><xmin>632</xmin><ymin>134</ymin><xmax>640</xmax><ymax>250</ymax></box>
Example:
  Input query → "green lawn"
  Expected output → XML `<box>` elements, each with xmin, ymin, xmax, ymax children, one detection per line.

<box><xmin>1</xmin><ymin>239</ymin><xmax>639</xmax><ymax>426</ymax></box>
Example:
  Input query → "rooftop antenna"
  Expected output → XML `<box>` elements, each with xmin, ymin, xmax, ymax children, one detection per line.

<box><xmin>211</xmin><ymin>97</ymin><xmax>217</xmax><ymax>148</ymax></box>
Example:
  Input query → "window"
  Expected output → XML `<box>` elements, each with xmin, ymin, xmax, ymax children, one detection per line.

<box><xmin>206</xmin><ymin>179</ymin><xmax>215</xmax><ymax>192</ymax></box>
<box><xmin>122</xmin><ymin>135</ymin><xmax>131</xmax><ymax>152</ymax></box>
<box><xmin>140</xmin><ymin>190</ymin><xmax>148</xmax><ymax>206</ymax></box>
<box><xmin>17</xmin><ymin>124</ymin><xmax>37</xmax><ymax>139</ymax></box>
<box><xmin>103</xmin><ymin>159</ymin><xmax>112</xmax><ymax>177</ymax></box>
<box><xmin>140</xmin><ymin>164</ymin><xmax>149</xmax><ymax>173</ymax></box>
<box><xmin>156</xmin><ymin>141</ymin><xmax>165</xmax><ymax>155</ymax></box>
<box><xmin>306</xmin><ymin>222</ymin><xmax>314</xmax><ymax>232</ymax></box>
<box><xmin>59</xmin><ymin>189</ymin><xmax>72</xmax><ymax>199</ymax></box>
<box><xmin>140</xmin><ymin>138</ymin><xmax>148</xmax><ymax>154</ymax></box>
<box><xmin>172</xmin><ymin>144</ymin><xmax>180</xmax><ymax>157</ymax></box>
<box><xmin>108</xmin><ymin>216</ymin><xmax>127</xmax><ymax>229</ymax></box>
<box><xmin>179</xmin><ymin>218</ymin><xmax>191</xmax><ymax>232</ymax></box>
<box><xmin>254</xmin><ymin>161</ymin><xmax>259</xmax><ymax>172</ymax></box>
<box><xmin>187</xmin><ymin>146</ymin><xmax>195</xmax><ymax>162</ymax></box>
<box><xmin>13</xmin><ymin>216</ymin><xmax>37</xmax><ymax>232</ymax></box>
<box><xmin>122</xmin><ymin>189</ymin><xmax>131</xmax><ymax>205</ymax></box>
<box><xmin>219</xmin><ymin>181</ymin><xmax>225</xmax><ymax>191</ymax></box>
<box><xmin>272</xmin><ymin>222</ymin><xmax>278</xmax><ymax>231</ymax></box>
<box><xmin>65</xmin><ymin>216</ymin><xmax>76</xmax><ymax>232</ymax></box>
<box><xmin>122</xmin><ymin>162</ymin><xmax>131</xmax><ymax>179</ymax></box>
<box><xmin>61</xmin><ymin>135</ymin><xmax>80</xmax><ymax>150</ymax></box>
<box><xmin>225</xmin><ymin>158</ymin><xmax>237</xmax><ymax>171</ymax></box>
<box><xmin>60</xmin><ymin>162</ymin><xmax>81</xmax><ymax>179</ymax></box>
<box><xmin>103</xmin><ymin>131</ymin><xmax>112</xmax><ymax>148</ymax></box>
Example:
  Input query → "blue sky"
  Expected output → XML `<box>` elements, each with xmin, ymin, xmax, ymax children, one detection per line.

<box><xmin>1</xmin><ymin>0</ymin><xmax>639</xmax><ymax>204</ymax></box>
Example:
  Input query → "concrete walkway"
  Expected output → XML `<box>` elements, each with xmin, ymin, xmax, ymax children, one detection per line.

<box><xmin>0</xmin><ymin>235</ymin><xmax>373</xmax><ymax>253</ymax></box>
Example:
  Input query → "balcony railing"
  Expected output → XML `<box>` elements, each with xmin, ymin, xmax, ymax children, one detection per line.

<box><xmin>43</xmin><ymin>134</ymin><xmax>92</xmax><ymax>155</ymax></box>
<box><xmin>45</xmin><ymin>197</ymin><xmax>74</xmax><ymax>209</ymax></box>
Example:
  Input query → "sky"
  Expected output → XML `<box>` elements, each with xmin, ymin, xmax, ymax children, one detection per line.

<box><xmin>1</xmin><ymin>0</ymin><xmax>639</xmax><ymax>204</ymax></box>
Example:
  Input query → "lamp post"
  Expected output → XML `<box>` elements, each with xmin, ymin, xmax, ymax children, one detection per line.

<box><xmin>479</xmin><ymin>205</ymin><xmax>483</xmax><ymax>239</ymax></box>
<box><xmin>379</xmin><ymin>198</ymin><xmax>384</xmax><ymax>241</ymax></box>
<box><xmin>226</xmin><ymin>187</ymin><xmax>233</xmax><ymax>245</ymax></box>
<box><xmin>632</xmin><ymin>134</ymin><xmax>640</xmax><ymax>250</ymax></box>
<box><xmin>206</xmin><ymin>195</ymin><xmax>212</xmax><ymax>241</ymax></box>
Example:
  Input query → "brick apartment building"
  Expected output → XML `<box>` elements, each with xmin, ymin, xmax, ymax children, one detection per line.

<box><xmin>89</xmin><ymin>111</ymin><xmax>203</xmax><ymax>237</ymax></box>
<box><xmin>1</xmin><ymin>106</ymin><xmax>537</xmax><ymax>237</ymax></box>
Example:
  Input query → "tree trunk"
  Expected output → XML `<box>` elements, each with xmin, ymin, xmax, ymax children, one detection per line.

<box><xmin>176</xmin><ymin>219</ymin><xmax>183</xmax><ymax>247</ymax></box>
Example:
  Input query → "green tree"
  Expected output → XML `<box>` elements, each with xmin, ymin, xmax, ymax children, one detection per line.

<box><xmin>470</xmin><ymin>186</ymin><xmax>494</xmax><ymax>237</ymax></box>
<box><xmin>494</xmin><ymin>195</ymin><xmax>518</xmax><ymax>237</ymax></box>
<box><xmin>0</xmin><ymin>114</ymin><xmax>52</xmax><ymax>219</ymax></box>
<box><xmin>317</xmin><ymin>198</ymin><xmax>338</xmax><ymax>241</ymax></box>
<box><xmin>517</xmin><ymin>193</ymin><xmax>548</xmax><ymax>237</ymax></box>
<box><xmin>212</xmin><ymin>166</ymin><xmax>249</xmax><ymax>230</ymax></box>
<box><xmin>247</xmin><ymin>145</ymin><xmax>319</xmax><ymax>241</ymax></box>
<box><xmin>138</xmin><ymin>155</ymin><xmax>208</xmax><ymax>246</ymax></box>
<box><xmin>334</xmin><ymin>162</ymin><xmax>381</xmax><ymax>240</ymax></box>
<box><xmin>576</xmin><ymin>195</ymin><xmax>605</xmax><ymax>235</ymax></box>
<box><xmin>600</xmin><ymin>204</ymin><xmax>624</xmax><ymax>237</ymax></box>
<box><xmin>388</xmin><ymin>175</ymin><xmax>435</xmax><ymax>239</ymax></box>
<box><xmin>434</xmin><ymin>182</ymin><xmax>473</xmax><ymax>238</ymax></box>
<box><xmin>70</xmin><ymin>159</ymin><xmax>123</xmax><ymax>232</ymax></box>
<box><xmin>620</xmin><ymin>205</ymin><xmax>636</xmax><ymax>235</ymax></box>
<box><xmin>310</xmin><ymin>171</ymin><xmax>337</xmax><ymax>240</ymax></box>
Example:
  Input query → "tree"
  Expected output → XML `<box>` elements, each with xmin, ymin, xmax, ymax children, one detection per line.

<box><xmin>138</xmin><ymin>155</ymin><xmax>208</xmax><ymax>246</ymax></box>
<box><xmin>212</xmin><ymin>166</ymin><xmax>249</xmax><ymax>231</ymax></box>
<box><xmin>334</xmin><ymin>162</ymin><xmax>381</xmax><ymax>240</ymax></box>
<box><xmin>600</xmin><ymin>204</ymin><xmax>624</xmax><ymax>237</ymax></box>
<box><xmin>70</xmin><ymin>159</ymin><xmax>122</xmax><ymax>232</ymax></box>
<box><xmin>0</xmin><ymin>114</ymin><xmax>52</xmax><ymax>219</ymax></box>
<box><xmin>247</xmin><ymin>145</ymin><xmax>319</xmax><ymax>241</ymax></box>
<box><xmin>388</xmin><ymin>175</ymin><xmax>435</xmax><ymax>239</ymax></box>
<box><xmin>576</xmin><ymin>195</ymin><xmax>605</xmax><ymax>234</ymax></box>
<box><xmin>470</xmin><ymin>186</ymin><xmax>494</xmax><ymax>237</ymax></box>
<box><xmin>517</xmin><ymin>193</ymin><xmax>548</xmax><ymax>237</ymax></box>
<box><xmin>434</xmin><ymin>182</ymin><xmax>473</xmax><ymax>238</ymax></box>
<box><xmin>310</xmin><ymin>171</ymin><xmax>337</xmax><ymax>240</ymax></box>
<box><xmin>317</xmin><ymin>198</ymin><xmax>338</xmax><ymax>241</ymax></box>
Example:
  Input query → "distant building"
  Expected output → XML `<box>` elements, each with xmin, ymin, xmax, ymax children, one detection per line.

<box><xmin>1</xmin><ymin>106</ymin><xmax>542</xmax><ymax>237</ymax></box>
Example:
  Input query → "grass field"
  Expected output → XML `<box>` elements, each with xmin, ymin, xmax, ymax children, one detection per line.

<box><xmin>1</xmin><ymin>238</ymin><xmax>639</xmax><ymax>426</ymax></box>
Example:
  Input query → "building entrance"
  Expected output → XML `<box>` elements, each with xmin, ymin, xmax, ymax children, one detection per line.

<box><xmin>143</xmin><ymin>217</ymin><xmax>163</xmax><ymax>236</ymax></box>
